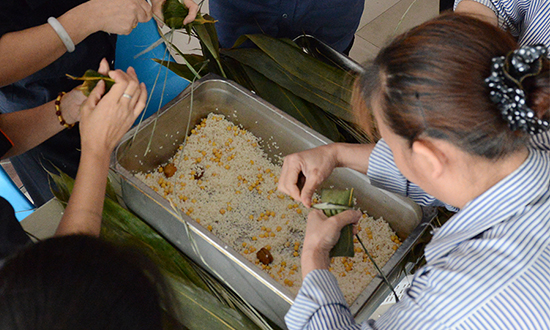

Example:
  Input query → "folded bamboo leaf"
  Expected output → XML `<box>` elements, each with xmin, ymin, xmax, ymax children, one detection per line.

<box><xmin>222</xmin><ymin>48</ymin><xmax>352</xmax><ymax>122</ymax></box>
<box><xmin>193</xmin><ymin>14</ymin><xmax>226</xmax><ymax>77</ymax></box>
<box><xmin>239</xmin><ymin>64</ymin><xmax>341</xmax><ymax>141</ymax></box>
<box><xmin>162</xmin><ymin>0</ymin><xmax>215</xmax><ymax>30</ymax></box>
<box><xmin>244</xmin><ymin>35</ymin><xmax>354</xmax><ymax>110</ymax></box>
<box><xmin>67</xmin><ymin>70</ymin><xmax>115</xmax><ymax>96</ymax></box>
<box><xmin>49</xmin><ymin>172</ymin><xmax>269</xmax><ymax>330</ymax></box>
<box><xmin>320</xmin><ymin>188</ymin><xmax>355</xmax><ymax>258</ymax></box>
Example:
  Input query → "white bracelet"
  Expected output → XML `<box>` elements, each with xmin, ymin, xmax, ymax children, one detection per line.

<box><xmin>47</xmin><ymin>17</ymin><xmax>75</xmax><ymax>53</ymax></box>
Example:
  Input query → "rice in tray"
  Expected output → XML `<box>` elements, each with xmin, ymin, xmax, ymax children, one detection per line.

<box><xmin>136</xmin><ymin>113</ymin><xmax>401</xmax><ymax>304</ymax></box>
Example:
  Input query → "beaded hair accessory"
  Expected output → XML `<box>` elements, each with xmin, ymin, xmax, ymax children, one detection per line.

<box><xmin>485</xmin><ymin>44</ymin><xmax>548</xmax><ymax>135</ymax></box>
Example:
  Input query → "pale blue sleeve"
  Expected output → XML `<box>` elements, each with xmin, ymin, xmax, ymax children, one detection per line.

<box><xmin>285</xmin><ymin>269</ymin><xmax>362</xmax><ymax>330</ymax></box>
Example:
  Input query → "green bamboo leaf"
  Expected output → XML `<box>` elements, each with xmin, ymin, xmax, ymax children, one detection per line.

<box><xmin>67</xmin><ymin>70</ymin><xmax>115</xmax><ymax>97</ymax></box>
<box><xmin>239</xmin><ymin>64</ymin><xmax>340</xmax><ymax>141</ymax></box>
<box><xmin>320</xmin><ymin>188</ymin><xmax>355</xmax><ymax>258</ymax></box>
<box><xmin>221</xmin><ymin>48</ymin><xmax>352</xmax><ymax>122</ymax></box>
<box><xmin>193</xmin><ymin>14</ymin><xmax>226</xmax><ymax>77</ymax></box>
<box><xmin>245</xmin><ymin>35</ymin><xmax>353</xmax><ymax>105</ymax></box>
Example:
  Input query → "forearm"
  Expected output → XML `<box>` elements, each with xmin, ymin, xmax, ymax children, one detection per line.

<box><xmin>333</xmin><ymin>143</ymin><xmax>375</xmax><ymax>174</ymax></box>
<box><xmin>55</xmin><ymin>147</ymin><xmax>110</xmax><ymax>237</ymax></box>
<box><xmin>0</xmin><ymin>3</ymin><xmax>98</xmax><ymax>87</ymax></box>
<box><xmin>0</xmin><ymin>102</ymin><xmax>63</xmax><ymax>159</ymax></box>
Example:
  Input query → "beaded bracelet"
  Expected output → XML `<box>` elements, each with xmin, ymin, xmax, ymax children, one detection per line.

<box><xmin>55</xmin><ymin>92</ymin><xmax>75</xmax><ymax>129</ymax></box>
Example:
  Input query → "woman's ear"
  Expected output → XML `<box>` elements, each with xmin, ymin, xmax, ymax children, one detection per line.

<box><xmin>410</xmin><ymin>139</ymin><xmax>447</xmax><ymax>180</ymax></box>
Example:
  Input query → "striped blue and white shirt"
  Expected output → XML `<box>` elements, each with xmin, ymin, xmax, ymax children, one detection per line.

<box><xmin>454</xmin><ymin>0</ymin><xmax>550</xmax><ymax>50</ymax></box>
<box><xmin>285</xmin><ymin>132</ymin><xmax>550</xmax><ymax>330</ymax></box>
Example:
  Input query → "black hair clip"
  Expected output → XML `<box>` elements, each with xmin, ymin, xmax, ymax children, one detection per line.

<box><xmin>485</xmin><ymin>44</ymin><xmax>548</xmax><ymax>135</ymax></box>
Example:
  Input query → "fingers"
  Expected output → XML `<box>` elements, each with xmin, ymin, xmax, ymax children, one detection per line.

<box><xmin>136</xmin><ymin>0</ymin><xmax>153</xmax><ymax>23</ymax></box>
<box><xmin>332</xmin><ymin>210</ymin><xmax>362</xmax><ymax>228</ymax></box>
<box><xmin>132</xmin><ymin>82</ymin><xmax>147</xmax><ymax>118</ymax></box>
<box><xmin>183</xmin><ymin>0</ymin><xmax>199</xmax><ymax>25</ymax></box>
<box><xmin>300</xmin><ymin>173</ymin><xmax>322</xmax><ymax>208</ymax></box>
<box><xmin>97</xmin><ymin>58</ymin><xmax>110</xmax><ymax>76</ymax></box>
<box><xmin>86</xmin><ymin>80</ymin><xmax>106</xmax><ymax>108</ymax></box>
<box><xmin>278</xmin><ymin>161</ymin><xmax>303</xmax><ymax>204</ymax></box>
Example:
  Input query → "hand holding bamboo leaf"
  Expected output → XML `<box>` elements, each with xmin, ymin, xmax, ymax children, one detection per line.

<box><xmin>154</xmin><ymin>0</ymin><xmax>199</xmax><ymax>26</ymax></box>
<box><xmin>301</xmin><ymin>209</ymin><xmax>361</xmax><ymax>278</ymax></box>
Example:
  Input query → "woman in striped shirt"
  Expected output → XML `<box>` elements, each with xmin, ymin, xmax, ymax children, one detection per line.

<box><xmin>278</xmin><ymin>13</ymin><xmax>550</xmax><ymax>330</ymax></box>
<box><xmin>454</xmin><ymin>0</ymin><xmax>549</xmax><ymax>50</ymax></box>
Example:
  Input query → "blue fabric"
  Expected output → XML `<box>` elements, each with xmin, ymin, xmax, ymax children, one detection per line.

<box><xmin>286</xmin><ymin>131</ymin><xmax>550</xmax><ymax>330</ymax></box>
<box><xmin>115</xmin><ymin>20</ymin><xmax>190</xmax><ymax>124</ymax></box>
<box><xmin>209</xmin><ymin>0</ymin><xmax>364</xmax><ymax>53</ymax></box>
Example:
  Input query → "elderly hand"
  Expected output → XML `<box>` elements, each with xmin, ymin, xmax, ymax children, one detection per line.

<box><xmin>278</xmin><ymin>145</ymin><xmax>339</xmax><ymax>208</ymax></box>
<box><xmin>152</xmin><ymin>0</ymin><xmax>199</xmax><ymax>25</ymax></box>
<box><xmin>79</xmin><ymin>65</ymin><xmax>147</xmax><ymax>156</ymax></box>
<box><xmin>301</xmin><ymin>209</ymin><xmax>361</xmax><ymax>278</ymax></box>
<box><xmin>87</xmin><ymin>0</ymin><xmax>153</xmax><ymax>35</ymax></box>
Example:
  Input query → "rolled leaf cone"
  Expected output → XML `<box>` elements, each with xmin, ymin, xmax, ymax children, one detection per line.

<box><xmin>320</xmin><ymin>188</ymin><xmax>355</xmax><ymax>258</ymax></box>
<box><xmin>67</xmin><ymin>70</ymin><xmax>115</xmax><ymax>96</ymax></box>
<box><xmin>163</xmin><ymin>0</ymin><xmax>189</xmax><ymax>30</ymax></box>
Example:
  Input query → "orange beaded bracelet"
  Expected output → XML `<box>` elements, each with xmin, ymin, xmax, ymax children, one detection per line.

<box><xmin>55</xmin><ymin>92</ymin><xmax>75</xmax><ymax>129</ymax></box>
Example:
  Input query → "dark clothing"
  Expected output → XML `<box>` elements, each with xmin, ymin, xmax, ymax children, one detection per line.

<box><xmin>209</xmin><ymin>0</ymin><xmax>364</xmax><ymax>54</ymax></box>
<box><xmin>0</xmin><ymin>0</ymin><xmax>116</xmax><ymax>206</ymax></box>
<box><xmin>0</xmin><ymin>197</ymin><xmax>30</xmax><ymax>261</ymax></box>
<box><xmin>0</xmin><ymin>131</ymin><xmax>30</xmax><ymax>261</ymax></box>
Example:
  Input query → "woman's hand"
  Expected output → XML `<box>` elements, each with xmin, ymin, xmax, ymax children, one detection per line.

<box><xmin>278</xmin><ymin>145</ymin><xmax>339</xmax><ymax>208</ymax></box>
<box><xmin>60</xmin><ymin>89</ymin><xmax>87</xmax><ymax>125</ymax></box>
<box><xmin>152</xmin><ymin>0</ymin><xmax>199</xmax><ymax>26</ymax></box>
<box><xmin>85</xmin><ymin>0</ymin><xmax>153</xmax><ymax>35</ymax></box>
<box><xmin>301</xmin><ymin>209</ymin><xmax>362</xmax><ymax>278</ymax></box>
<box><xmin>79</xmin><ymin>65</ymin><xmax>147</xmax><ymax>157</ymax></box>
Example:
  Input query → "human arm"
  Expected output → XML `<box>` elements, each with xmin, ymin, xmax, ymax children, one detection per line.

<box><xmin>454</xmin><ymin>0</ymin><xmax>498</xmax><ymax>26</ymax></box>
<box><xmin>0</xmin><ymin>90</ymin><xmax>84</xmax><ymax>159</ymax></box>
<box><xmin>0</xmin><ymin>0</ymin><xmax>153</xmax><ymax>87</ymax></box>
<box><xmin>151</xmin><ymin>0</ymin><xmax>199</xmax><ymax>25</ymax></box>
<box><xmin>278</xmin><ymin>143</ymin><xmax>375</xmax><ymax>207</ymax></box>
<box><xmin>54</xmin><ymin>66</ymin><xmax>147</xmax><ymax>237</ymax></box>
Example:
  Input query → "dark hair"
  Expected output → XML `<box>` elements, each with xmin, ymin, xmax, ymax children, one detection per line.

<box><xmin>355</xmin><ymin>13</ymin><xmax>550</xmax><ymax>159</ymax></box>
<box><xmin>0</xmin><ymin>235</ymin><xmax>175</xmax><ymax>330</ymax></box>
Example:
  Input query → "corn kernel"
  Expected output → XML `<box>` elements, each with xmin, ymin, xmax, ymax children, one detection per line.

<box><xmin>281</xmin><ymin>261</ymin><xmax>287</xmax><ymax>267</ymax></box>
<box><xmin>289</xmin><ymin>270</ymin><xmax>295</xmax><ymax>275</ymax></box>
<box><xmin>244</xmin><ymin>249</ymin><xmax>249</xmax><ymax>254</ymax></box>
<box><xmin>270</xmin><ymin>232</ymin><xmax>275</xmax><ymax>237</ymax></box>
<box><xmin>207</xmin><ymin>225</ymin><xmax>213</xmax><ymax>231</ymax></box>
<box><xmin>340</xmin><ymin>272</ymin><xmax>346</xmax><ymax>277</ymax></box>
<box><xmin>188</xmin><ymin>207</ymin><xmax>194</xmax><ymax>213</ymax></box>
<box><xmin>259</xmin><ymin>233</ymin><xmax>265</xmax><ymax>238</ymax></box>
<box><xmin>242</xmin><ymin>242</ymin><xmax>247</xmax><ymax>247</ymax></box>
<box><xmin>266</xmin><ymin>245</ymin><xmax>271</xmax><ymax>251</ymax></box>
<box><xmin>291</xmin><ymin>265</ymin><xmax>298</xmax><ymax>271</ymax></box>
<box><xmin>276</xmin><ymin>226</ymin><xmax>282</xmax><ymax>232</ymax></box>
<box><xmin>250</xmin><ymin>160</ymin><xmax>255</xmax><ymax>165</ymax></box>
<box><xmin>220</xmin><ymin>209</ymin><xmax>226</xmax><ymax>215</ymax></box>
<box><xmin>296</xmin><ymin>209</ymin><xmax>302</xmax><ymax>214</ymax></box>
<box><xmin>293</xmin><ymin>252</ymin><xmax>299</xmax><ymax>257</ymax></box>
<box><xmin>225</xmin><ymin>165</ymin><xmax>230</xmax><ymax>170</ymax></box>
<box><xmin>252</xmin><ymin>236</ymin><xmax>258</xmax><ymax>241</ymax></box>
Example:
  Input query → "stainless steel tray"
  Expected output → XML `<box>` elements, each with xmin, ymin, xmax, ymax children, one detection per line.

<box><xmin>112</xmin><ymin>75</ymin><xmax>432</xmax><ymax>328</ymax></box>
